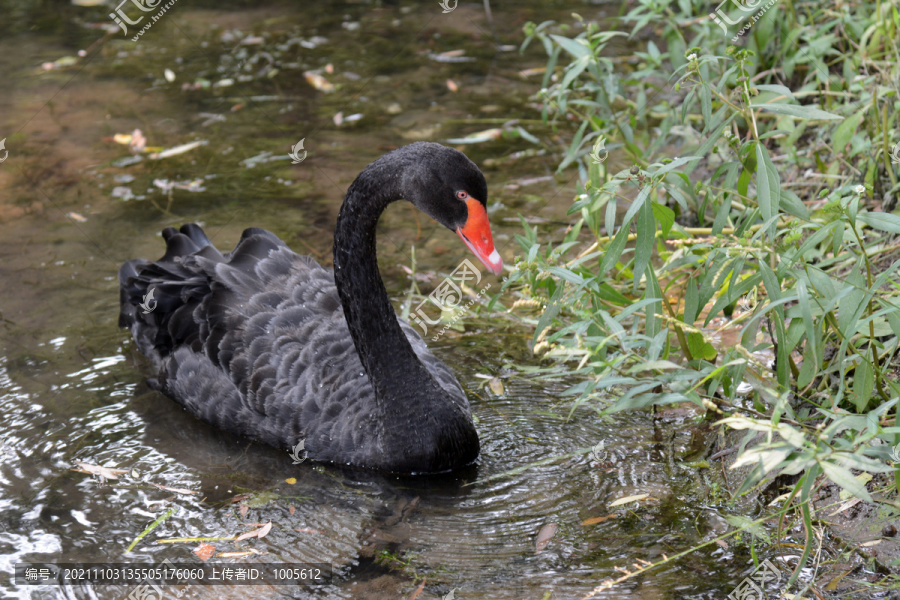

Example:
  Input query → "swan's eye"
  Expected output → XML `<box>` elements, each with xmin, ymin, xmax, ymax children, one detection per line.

<box><xmin>456</xmin><ymin>190</ymin><xmax>468</xmax><ymax>200</ymax></box>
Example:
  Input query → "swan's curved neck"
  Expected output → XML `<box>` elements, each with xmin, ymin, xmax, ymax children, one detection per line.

<box><xmin>332</xmin><ymin>159</ymin><xmax>437</xmax><ymax>405</ymax></box>
<box><xmin>331</xmin><ymin>148</ymin><xmax>480</xmax><ymax>473</ymax></box>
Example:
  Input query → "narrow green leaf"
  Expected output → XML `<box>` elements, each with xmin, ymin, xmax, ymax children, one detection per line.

<box><xmin>533</xmin><ymin>285</ymin><xmax>564</xmax><ymax>345</ymax></box>
<box><xmin>858</xmin><ymin>211</ymin><xmax>900</xmax><ymax>235</ymax></box>
<box><xmin>599</xmin><ymin>223</ymin><xmax>630</xmax><ymax>274</ymax></box>
<box><xmin>755</xmin><ymin>143</ymin><xmax>781</xmax><ymax>239</ymax></box>
<box><xmin>820</xmin><ymin>460</ymin><xmax>873</xmax><ymax>503</ymax></box>
<box><xmin>853</xmin><ymin>358</ymin><xmax>874</xmax><ymax>412</ymax></box>
<box><xmin>750</xmin><ymin>102</ymin><xmax>842</xmax><ymax>120</ymax></box>
<box><xmin>832</xmin><ymin>111</ymin><xmax>864</xmax><ymax>154</ymax></box>
<box><xmin>549</xmin><ymin>34</ymin><xmax>591</xmax><ymax>60</ymax></box>
<box><xmin>753</xmin><ymin>84</ymin><xmax>796</xmax><ymax>100</ymax></box>
<box><xmin>634</xmin><ymin>195</ymin><xmax>655</xmax><ymax>292</ymax></box>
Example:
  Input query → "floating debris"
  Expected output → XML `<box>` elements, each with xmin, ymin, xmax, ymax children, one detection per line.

<box><xmin>153</xmin><ymin>178</ymin><xmax>206</xmax><ymax>193</ymax></box>
<box><xmin>304</xmin><ymin>71</ymin><xmax>335</xmax><ymax>92</ymax></box>
<box><xmin>40</xmin><ymin>56</ymin><xmax>78</xmax><ymax>71</ymax></box>
<box><xmin>428</xmin><ymin>49</ymin><xmax>475</xmax><ymax>63</ymax></box>
<box><xmin>194</xmin><ymin>543</ymin><xmax>215</xmax><ymax>561</ymax></box>
<box><xmin>446</xmin><ymin>128</ymin><xmax>503</xmax><ymax>144</ymax></box>
<box><xmin>298</xmin><ymin>36</ymin><xmax>328</xmax><ymax>49</ymax></box>
<box><xmin>535</xmin><ymin>523</ymin><xmax>558</xmax><ymax>554</ymax></box>
<box><xmin>150</xmin><ymin>139</ymin><xmax>207</xmax><ymax>160</ymax></box>
<box><xmin>487</xmin><ymin>377</ymin><xmax>504</xmax><ymax>395</ymax></box>
<box><xmin>111</xmin><ymin>186</ymin><xmax>134</xmax><ymax>200</ymax></box>
<box><xmin>111</xmin><ymin>155</ymin><xmax>143</xmax><ymax>167</ymax></box>
<box><xmin>241</xmin><ymin>151</ymin><xmax>288</xmax><ymax>168</ymax></box>
<box><xmin>164</xmin><ymin>68</ymin><xmax>175</xmax><ymax>82</ymax></box>
<box><xmin>446</xmin><ymin>79</ymin><xmax>459</xmax><ymax>93</ymax></box>
<box><xmin>518</xmin><ymin>67</ymin><xmax>547</xmax><ymax>78</ymax></box>
<box><xmin>609</xmin><ymin>493</ymin><xmax>650</xmax><ymax>507</ymax></box>
<box><xmin>73</xmin><ymin>460</ymin><xmax>129</xmax><ymax>481</ymax></box>
<box><xmin>233</xmin><ymin>522</ymin><xmax>272</xmax><ymax>544</ymax></box>
<box><xmin>581</xmin><ymin>514</ymin><xmax>618</xmax><ymax>526</ymax></box>
<box><xmin>66</xmin><ymin>212</ymin><xmax>87</xmax><ymax>222</ymax></box>
<box><xmin>334</xmin><ymin>112</ymin><xmax>363</xmax><ymax>126</ymax></box>
<box><xmin>150</xmin><ymin>482</ymin><xmax>199</xmax><ymax>495</ymax></box>
<box><xmin>197</xmin><ymin>112</ymin><xmax>226</xmax><ymax>127</ymax></box>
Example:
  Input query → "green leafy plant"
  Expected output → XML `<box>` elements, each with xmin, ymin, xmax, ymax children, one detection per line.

<box><xmin>508</xmin><ymin>0</ymin><xmax>900</xmax><ymax>589</ymax></box>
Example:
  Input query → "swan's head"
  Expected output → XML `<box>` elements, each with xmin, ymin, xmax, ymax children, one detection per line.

<box><xmin>400</xmin><ymin>142</ymin><xmax>503</xmax><ymax>275</ymax></box>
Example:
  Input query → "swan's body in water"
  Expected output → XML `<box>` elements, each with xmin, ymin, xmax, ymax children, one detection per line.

<box><xmin>119</xmin><ymin>142</ymin><xmax>502</xmax><ymax>474</ymax></box>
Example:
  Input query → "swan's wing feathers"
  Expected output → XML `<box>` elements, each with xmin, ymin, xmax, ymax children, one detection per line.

<box><xmin>121</xmin><ymin>223</ymin><xmax>469</xmax><ymax>469</ymax></box>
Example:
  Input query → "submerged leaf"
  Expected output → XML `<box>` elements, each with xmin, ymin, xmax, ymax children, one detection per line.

<box><xmin>535</xmin><ymin>523</ymin><xmax>558</xmax><ymax>553</ymax></box>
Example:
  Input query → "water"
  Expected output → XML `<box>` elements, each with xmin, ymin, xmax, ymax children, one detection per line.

<box><xmin>1</xmin><ymin>2</ymin><xmax>754</xmax><ymax>598</ymax></box>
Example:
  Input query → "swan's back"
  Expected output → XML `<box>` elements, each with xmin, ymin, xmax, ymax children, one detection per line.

<box><xmin>119</xmin><ymin>224</ymin><xmax>470</xmax><ymax>470</ymax></box>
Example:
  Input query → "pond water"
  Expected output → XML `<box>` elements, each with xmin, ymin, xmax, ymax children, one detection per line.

<box><xmin>1</xmin><ymin>1</ymin><xmax>759</xmax><ymax>598</ymax></box>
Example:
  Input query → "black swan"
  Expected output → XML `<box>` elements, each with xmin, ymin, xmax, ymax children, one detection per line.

<box><xmin>118</xmin><ymin>142</ymin><xmax>502</xmax><ymax>474</ymax></box>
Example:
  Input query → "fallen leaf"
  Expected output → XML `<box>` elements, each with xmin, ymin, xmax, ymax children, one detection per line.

<box><xmin>487</xmin><ymin>377</ymin><xmax>504</xmax><ymax>395</ymax></box>
<box><xmin>66</xmin><ymin>212</ymin><xmax>87</xmax><ymax>223</ymax></box>
<box><xmin>609</xmin><ymin>494</ymin><xmax>649</xmax><ymax>507</ymax></box>
<box><xmin>73</xmin><ymin>461</ymin><xmax>129</xmax><ymax>480</ymax></box>
<box><xmin>239</xmin><ymin>504</ymin><xmax>249</xmax><ymax>518</ymax></box>
<box><xmin>288</xmin><ymin>504</ymin><xmax>295</xmax><ymax>515</ymax></box>
<box><xmin>407</xmin><ymin>577</ymin><xmax>426</xmax><ymax>600</ymax></box>
<box><xmin>303</xmin><ymin>71</ymin><xmax>334</xmax><ymax>93</ymax></box>
<box><xmin>535</xmin><ymin>523</ymin><xmax>558</xmax><ymax>554</ymax></box>
<box><xmin>233</xmin><ymin>521</ymin><xmax>272</xmax><ymax>543</ymax></box>
<box><xmin>194</xmin><ymin>543</ymin><xmax>215</xmax><ymax>561</ymax></box>
<box><xmin>285</xmin><ymin>477</ymin><xmax>297</xmax><ymax>485</ymax></box>
<box><xmin>581</xmin><ymin>514</ymin><xmax>617</xmax><ymax>526</ymax></box>
<box><xmin>446</xmin><ymin>79</ymin><xmax>458</xmax><ymax>93</ymax></box>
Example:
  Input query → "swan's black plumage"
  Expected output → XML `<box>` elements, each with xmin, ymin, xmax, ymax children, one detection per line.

<box><xmin>119</xmin><ymin>142</ymin><xmax>493</xmax><ymax>474</ymax></box>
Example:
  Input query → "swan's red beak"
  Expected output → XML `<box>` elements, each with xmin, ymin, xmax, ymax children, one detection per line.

<box><xmin>456</xmin><ymin>197</ymin><xmax>503</xmax><ymax>275</ymax></box>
